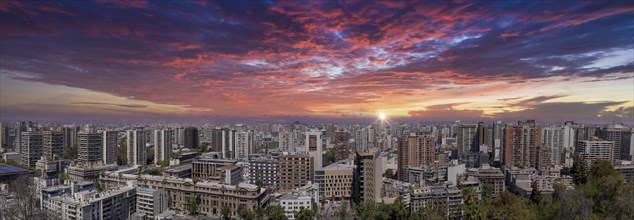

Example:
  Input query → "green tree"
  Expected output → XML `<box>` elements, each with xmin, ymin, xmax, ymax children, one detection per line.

<box><xmin>159</xmin><ymin>160</ymin><xmax>170</xmax><ymax>167</ymax></box>
<box><xmin>255</xmin><ymin>179</ymin><xmax>264</xmax><ymax>188</ymax></box>
<box><xmin>355</xmin><ymin>201</ymin><xmax>377</xmax><ymax>219</ymax></box>
<box><xmin>571</xmin><ymin>154</ymin><xmax>588</xmax><ymax>185</ymax></box>
<box><xmin>265</xmin><ymin>205</ymin><xmax>288</xmax><ymax>220</ymax></box>
<box><xmin>238</xmin><ymin>207</ymin><xmax>255</xmax><ymax>220</ymax></box>
<box><xmin>589</xmin><ymin>159</ymin><xmax>619</xmax><ymax>180</ymax></box>
<box><xmin>221</xmin><ymin>206</ymin><xmax>231</xmax><ymax>220</ymax></box>
<box><xmin>336</xmin><ymin>202</ymin><xmax>349</xmax><ymax>220</ymax></box>
<box><xmin>186</xmin><ymin>195</ymin><xmax>198</xmax><ymax>215</ymax></box>
<box><xmin>463</xmin><ymin>187</ymin><xmax>483</xmax><ymax>220</ymax></box>
<box><xmin>294</xmin><ymin>206</ymin><xmax>315</xmax><ymax>220</ymax></box>
<box><xmin>63</xmin><ymin>145</ymin><xmax>78</xmax><ymax>159</ymax></box>
<box><xmin>59</xmin><ymin>172</ymin><xmax>69</xmax><ymax>182</ymax></box>
<box><xmin>117</xmin><ymin>143</ymin><xmax>127</xmax><ymax>165</ymax></box>
<box><xmin>326</xmin><ymin>148</ymin><xmax>336</xmax><ymax>165</ymax></box>
<box><xmin>383</xmin><ymin>169</ymin><xmax>395</xmax><ymax>179</ymax></box>
<box><xmin>481</xmin><ymin>182</ymin><xmax>494</xmax><ymax>208</ymax></box>
<box><xmin>487</xmin><ymin>192</ymin><xmax>537</xmax><ymax>220</ymax></box>
<box><xmin>530</xmin><ymin>180</ymin><xmax>542</xmax><ymax>204</ymax></box>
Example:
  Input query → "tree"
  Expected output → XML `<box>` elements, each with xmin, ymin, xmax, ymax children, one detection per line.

<box><xmin>481</xmin><ymin>182</ymin><xmax>493</xmax><ymax>208</ymax></box>
<box><xmin>530</xmin><ymin>180</ymin><xmax>542</xmax><ymax>204</ymax></box>
<box><xmin>159</xmin><ymin>160</ymin><xmax>170</xmax><ymax>167</ymax></box>
<box><xmin>383</xmin><ymin>169</ymin><xmax>395</xmax><ymax>179</ymax></box>
<box><xmin>221</xmin><ymin>206</ymin><xmax>231</xmax><ymax>220</ymax></box>
<box><xmin>0</xmin><ymin>175</ymin><xmax>50</xmax><ymax>219</ymax></box>
<box><xmin>326</xmin><ymin>148</ymin><xmax>336</xmax><ymax>165</ymax></box>
<box><xmin>63</xmin><ymin>145</ymin><xmax>77</xmax><ymax>159</ymax></box>
<box><xmin>185</xmin><ymin>195</ymin><xmax>198</xmax><ymax>215</ymax></box>
<box><xmin>294</xmin><ymin>206</ymin><xmax>315</xmax><ymax>220</ymax></box>
<box><xmin>355</xmin><ymin>201</ymin><xmax>377</xmax><ymax>219</ymax></box>
<box><xmin>487</xmin><ymin>192</ymin><xmax>536</xmax><ymax>220</ymax></box>
<box><xmin>336</xmin><ymin>202</ymin><xmax>349</xmax><ymax>220</ymax></box>
<box><xmin>117</xmin><ymin>143</ymin><xmax>127</xmax><ymax>165</ymax></box>
<box><xmin>59</xmin><ymin>172</ymin><xmax>69</xmax><ymax>183</ymax></box>
<box><xmin>265</xmin><ymin>205</ymin><xmax>288</xmax><ymax>220</ymax></box>
<box><xmin>463</xmin><ymin>187</ymin><xmax>483</xmax><ymax>220</ymax></box>
<box><xmin>238</xmin><ymin>207</ymin><xmax>255</xmax><ymax>220</ymax></box>
<box><xmin>589</xmin><ymin>159</ymin><xmax>619</xmax><ymax>180</ymax></box>
<box><xmin>146</xmin><ymin>146</ymin><xmax>154</xmax><ymax>165</ymax></box>
<box><xmin>571</xmin><ymin>154</ymin><xmax>588</xmax><ymax>185</ymax></box>
<box><xmin>255</xmin><ymin>179</ymin><xmax>264</xmax><ymax>188</ymax></box>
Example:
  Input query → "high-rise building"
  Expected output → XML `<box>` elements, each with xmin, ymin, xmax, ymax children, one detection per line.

<box><xmin>42</xmin><ymin>131</ymin><xmax>64</xmax><ymax>160</ymax></box>
<box><xmin>456</xmin><ymin>124</ymin><xmax>478</xmax><ymax>154</ymax></box>
<box><xmin>78</xmin><ymin>132</ymin><xmax>102</xmax><ymax>163</ymax></box>
<box><xmin>103</xmin><ymin>131</ymin><xmax>118</xmax><ymax>164</ymax></box>
<box><xmin>183</xmin><ymin>127</ymin><xmax>199</xmax><ymax>149</ymax></box>
<box><xmin>154</xmin><ymin>129</ymin><xmax>173</xmax><ymax>164</ymax></box>
<box><xmin>127</xmin><ymin>129</ymin><xmax>146</xmax><ymax>165</ymax></box>
<box><xmin>234</xmin><ymin>130</ymin><xmax>253</xmax><ymax>159</ymax></box>
<box><xmin>577</xmin><ymin>138</ymin><xmax>615</xmax><ymax>165</ymax></box>
<box><xmin>542</xmin><ymin>126</ymin><xmax>564</xmax><ymax>166</ymax></box>
<box><xmin>314</xmin><ymin>162</ymin><xmax>354</xmax><ymax>200</ymax></box>
<box><xmin>352</xmin><ymin>150</ymin><xmax>383</xmax><ymax>204</ymax></box>
<box><xmin>20</xmin><ymin>131</ymin><xmax>43</xmax><ymax>167</ymax></box>
<box><xmin>0</xmin><ymin>122</ymin><xmax>9</xmax><ymax>153</ymax></box>
<box><xmin>596</xmin><ymin>126</ymin><xmax>632</xmax><ymax>161</ymax></box>
<box><xmin>14</xmin><ymin>122</ymin><xmax>29</xmax><ymax>155</ymax></box>
<box><xmin>278</xmin><ymin>154</ymin><xmax>310</xmax><ymax>193</ymax></box>
<box><xmin>62</xmin><ymin>125</ymin><xmax>79</xmax><ymax>149</ymax></box>
<box><xmin>305</xmin><ymin>130</ymin><xmax>324</xmax><ymax>182</ymax></box>
<box><xmin>397</xmin><ymin>134</ymin><xmax>436</xmax><ymax>181</ymax></box>
<box><xmin>503</xmin><ymin>120</ymin><xmax>541</xmax><ymax>168</ymax></box>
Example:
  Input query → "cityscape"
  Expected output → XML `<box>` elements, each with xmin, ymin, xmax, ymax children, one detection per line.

<box><xmin>1</xmin><ymin>1</ymin><xmax>633</xmax><ymax>220</ymax></box>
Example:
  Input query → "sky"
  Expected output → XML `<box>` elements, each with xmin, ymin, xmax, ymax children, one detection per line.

<box><xmin>1</xmin><ymin>0</ymin><xmax>633</xmax><ymax>124</ymax></box>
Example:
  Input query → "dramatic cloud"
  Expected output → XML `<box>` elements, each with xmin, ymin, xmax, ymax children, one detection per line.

<box><xmin>0</xmin><ymin>0</ymin><xmax>632</xmax><ymax>123</ymax></box>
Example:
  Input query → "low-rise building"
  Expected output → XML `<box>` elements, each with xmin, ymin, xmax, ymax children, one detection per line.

<box><xmin>192</xmin><ymin>158</ymin><xmax>238</xmax><ymax>181</ymax></box>
<box><xmin>99</xmin><ymin>171</ymin><xmax>269</xmax><ymax>217</ymax></box>
<box><xmin>314</xmin><ymin>161</ymin><xmax>354</xmax><ymax>201</ymax></box>
<box><xmin>279</xmin><ymin>191</ymin><xmax>312</xmax><ymax>220</ymax></box>
<box><xmin>66</xmin><ymin>161</ymin><xmax>118</xmax><ymax>182</ymax></box>
<box><xmin>43</xmin><ymin>181</ymin><xmax>137</xmax><ymax>220</ymax></box>
<box><xmin>136</xmin><ymin>187</ymin><xmax>168</xmax><ymax>219</ymax></box>
<box><xmin>409</xmin><ymin>185</ymin><xmax>464</xmax><ymax>219</ymax></box>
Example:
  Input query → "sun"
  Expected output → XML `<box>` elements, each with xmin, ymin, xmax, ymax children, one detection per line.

<box><xmin>378</xmin><ymin>112</ymin><xmax>387</xmax><ymax>121</ymax></box>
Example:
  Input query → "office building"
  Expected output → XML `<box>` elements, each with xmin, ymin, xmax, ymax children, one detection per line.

<box><xmin>154</xmin><ymin>129</ymin><xmax>173</xmax><ymax>164</ymax></box>
<box><xmin>191</xmin><ymin>158</ymin><xmax>238</xmax><ymax>182</ymax></box>
<box><xmin>127</xmin><ymin>129</ymin><xmax>146</xmax><ymax>166</ymax></box>
<box><xmin>397</xmin><ymin>134</ymin><xmax>436</xmax><ymax>181</ymax></box>
<box><xmin>62</xmin><ymin>125</ymin><xmax>80</xmax><ymax>149</ymax></box>
<box><xmin>314</xmin><ymin>162</ymin><xmax>354</xmax><ymax>200</ymax></box>
<box><xmin>456</xmin><ymin>124</ymin><xmax>478</xmax><ymax>154</ymax></box>
<box><xmin>103</xmin><ymin>130</ymin><xmax>118</xmax><ymax>165</ymax></box>
<box><xmin>78</xmin><ymin>132</ymin><xmax>102</xmax><ymax>163</ymax></box>
<box><xmin>278</xmin><ymin>153</ymin><xmax>310</xmax><ymax>193</ymax></box>
<box><xmin>136</xmin><ymin>188</ymin><xmax>168</xmax><ymax>219</ymax></box>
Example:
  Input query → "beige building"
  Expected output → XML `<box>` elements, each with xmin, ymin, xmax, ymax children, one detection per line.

<box><xmin>577</xmin><ymin>138</ymin><xmax>615</xmax><ymax>165</ymax></box>
<box><xmin>191</xmin><ymin>158</ymin><xmax>238</xmax><ymax>181</ymax></box>
<box><xmin>315</xmin><ymin>162</ymin><xmax>354</xmax><ymax>200</ymax></box>
<box><xmin>99</xmin><ymin>171</ymin><xmax>269</xmax><ymax>217</ymax></box>
<box><xmin>278</xmin><ymin>153</ymin><xmax>310</xmax><ymax>193</ymax></box>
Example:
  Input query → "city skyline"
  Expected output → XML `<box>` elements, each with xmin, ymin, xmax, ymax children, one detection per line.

<box><xmin>1</xmin><ymin>1</ymin><xmax>633</xmax><ymax>123</ymax></box>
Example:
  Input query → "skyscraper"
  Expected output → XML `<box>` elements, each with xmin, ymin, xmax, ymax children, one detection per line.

<box><xmin>154</xmin><ymin>129</ymin><xmax>173</xmax><ymax>164</ymax></box>
<box><xmin>20</xmin><ymin>131</ymin><xmax>42</xmax><ymax>167</ymax></box>
<box><xmin>78</xmin><ymin>132</ymin><xmax>102</xmax><ymax>163</ymax></box>
<box><xmin>127</xmin><ymin>129</ymin><xmax>146</xmax><ymax>165</ymax></box>
<box><xmin>542</xmin><ymin>126</ymin><xmax>564</xmax><ymax>166</ymax></box>
<box><xmin>503</xmin><ymin>120</ymin><xmax>541</xmax><ymax>168</ymax></box>
<box><xmin>397</xmin><ymin>134</ymin><xmax>436</xmax><ymax>181</ymax></box>
<box><xmin>103</xmin><ymin>130</ymin><xmax>119</xmax><ymax>164</ymax></box>
<box><xmin>42</xmin><ymin>131</ymin><xmax>64</xmax><ymax>160</ymax></box>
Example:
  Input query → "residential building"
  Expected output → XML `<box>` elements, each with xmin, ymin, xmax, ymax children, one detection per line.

<box><xmin>397</xmin><ymin>134</ymin><xmax>436</xmax><ymax>181</ymax></box>
<box><xmin>279</xmin><ymin>192</ymin><xmax>312</xmax><ymax>220</ymax></box>
<box><xmin>20</xmin><ymin>131</ymin><xmax>43</xmax><ymax>167</ymax></box>
<box><xmin>183</xmin><ymin>127</ymin><xmax>199</xmax><ymax>149</ymax></box>
<box><xmin>278</xmin><ymin>153</ymin><xmax>310</xmax><ymax>193</ymax></box>
<box><xmin>103</xmin><ymin>131</ymin><xmax>118</xmax><ymax>164</ymax></box>
<box><xmin>154</xmin><ymin>129</ymin><xmax>173</xmax><ymax>164</ymax></box>
<box><xmin>43</xmin><ymin>131</ymin><xmax>64</xmax><ymax>160</ymax></box>
<box><xmin>503</xmin><ymin>120</ymin><xmax>541</xmax><ymax>168</ymax></box>
<box><xmin>577</xmin><ymin>138</ymin><xmax>615</xmax><ymax>165</ymax></box>
<box><xmin>78</xmin><ymin>132</ymin><xmax>102</xmax><ymax>163</ymax></box>
<box><xmin>43</xmin><ymin>181</ymin><xmax>137</xmax><ymax>220</ymax></box>
<box><xmin>352</xmin><ymin>150</ymin><xmax>383</xmax><ymax>203</ymax></box>
<box><xmin>127</xmin><ymin>129</ymin><xmax>146</xmax><ymax>166</ymax></box>
<box><xmin>249</xmin><ymin>158</ymin><xmax>279</xmax><ymax>187</ymax></box>
<box><xmin>66</xmin><ymin>162</ymin><xmax>118</xmax><ymax>182</ymax></box>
